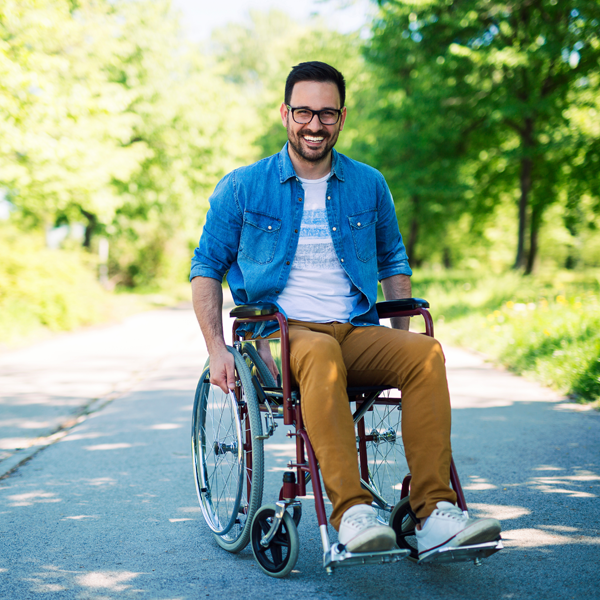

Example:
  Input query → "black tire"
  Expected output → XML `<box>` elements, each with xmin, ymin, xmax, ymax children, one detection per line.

<box><xmin>192</xmin><ymin>346</ymin><xmax>264</xmax><ymax>553</ymax></box>
<box><xmin>241</xmin><ymin>341</ymin><xmax>277</xmax><ymax>387</ymax></box>
<box><xmin>390</xmin><ymin>495</ymin><xmax>419</xmax><ymax>561</ymax></box>
<box><xmin>251</xmin><ymin>504</ymin><xmax>299</xmax><ymax>578</ymax></box>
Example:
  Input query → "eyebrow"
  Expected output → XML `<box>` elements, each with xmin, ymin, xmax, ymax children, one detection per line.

<box><xmin>292</xmin><ymin>105</ymin><xmax>340</xmax><ymax>111</ymax></box>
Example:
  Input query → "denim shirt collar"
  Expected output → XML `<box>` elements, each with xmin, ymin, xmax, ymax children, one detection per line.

<box><xmin>277</xmin><ymin>142</ymin><xmax>345</xmax><ymax>183</ymax></box>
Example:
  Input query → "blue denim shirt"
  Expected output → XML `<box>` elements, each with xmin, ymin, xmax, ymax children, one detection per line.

<box><xmin>190</xmin><ymin>143</ymin><xmax>412</xmax><ymax>337</ymax></box>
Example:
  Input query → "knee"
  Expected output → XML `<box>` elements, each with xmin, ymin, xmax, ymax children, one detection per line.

<box><xmin>421</xmin><ymin>337</ymin><xmax>446</xmax><ymax>375</ymax></box>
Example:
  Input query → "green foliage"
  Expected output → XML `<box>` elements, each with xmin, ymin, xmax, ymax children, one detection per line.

<box><xmin>209</xmin><ymin>10</ymin><xmax>377</xmax><ymax>162</ymax></box>
<box><xmin>367</xmin><ymin>0</ymin><xmax>600</xmax><ymax>271</ymax></box>
<box><xmin>0</xmin><ymin>224</ymin><xmax>110</xmax><ymax>341</ymax></box>
<box><xmin>410</xmin><ymin>269</ymin><xmax>600</xmax><ymax>403</ymax></box>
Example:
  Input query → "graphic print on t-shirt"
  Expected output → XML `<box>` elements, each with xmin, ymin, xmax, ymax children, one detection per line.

<box><xmin>277</xmin><ymin>173</ymin><xmax>362</xmax><ymax>323</ymax></box>
<box><xmin>293</xmin><ymin>209</ymin><xmax>339</xmax><ymax>268</ymax></box>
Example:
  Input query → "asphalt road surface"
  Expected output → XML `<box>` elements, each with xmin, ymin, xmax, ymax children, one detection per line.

<box><xmin>1</xmin><ymin>304</ymin><xmax>599</xmax><ymax>600</ymax></box>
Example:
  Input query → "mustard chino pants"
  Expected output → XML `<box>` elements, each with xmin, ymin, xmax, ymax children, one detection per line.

<box><xmin>285</xmin><ymin>320</ymin><xmax>457</xmax><ymax>530</ymax></box>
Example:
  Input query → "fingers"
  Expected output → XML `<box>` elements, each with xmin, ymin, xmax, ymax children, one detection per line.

<box><xmin>209</xmin><ymin>350</ymin><xmax>236</xmax><ymax>394</ymax></box>
<box><xmin>269</xmin><ymin>360</ymin><xmax>280</xmax><ymax>379</ymax></box>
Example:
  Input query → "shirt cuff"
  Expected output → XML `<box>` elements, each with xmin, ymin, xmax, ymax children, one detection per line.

<box><xmin>189</xmin><ymin>265</ymin><xmax>224</xmax><ymax>282</ymax></box>
<box><xmin>377</xmin><ymin>260</ymin><xmax>412</xmax><ymax>281</ymax></box>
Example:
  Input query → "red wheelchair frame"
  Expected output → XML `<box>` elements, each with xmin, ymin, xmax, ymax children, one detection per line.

<box><xmin>192</xmin><ymin>298</ymin><xmax>502</xmax><ymax>578</ymax></box>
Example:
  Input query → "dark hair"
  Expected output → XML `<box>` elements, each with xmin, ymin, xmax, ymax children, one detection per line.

<box><xmin>284</xmin><ymin>61</ymin><xmax>346</xmax><ymax>108</ymax></box>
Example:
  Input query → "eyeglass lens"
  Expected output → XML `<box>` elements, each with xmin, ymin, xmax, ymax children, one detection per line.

<box><xmin>292</xmin><ymin>108</ymin><xmax>340</xmax><ymax>125</ymax></box>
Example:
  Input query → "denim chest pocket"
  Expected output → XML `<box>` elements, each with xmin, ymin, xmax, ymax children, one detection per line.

<box><xmin>348</xmin><ymin>209</ymin><xmax>378</xmax><ymax>262</ymax></box>
<box><xmin>239</xmin><ymin>210</ymin><xmax>282</xmax><ymax>265</ymax></box>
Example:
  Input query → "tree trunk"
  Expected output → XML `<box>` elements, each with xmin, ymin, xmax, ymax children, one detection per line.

<box><xmin>406</xmin><ymin>195</ymin><xmax>420</xmax><ymax>266</ymax></box>
<box><xmin>525</xmin><ymin>203</ymin><xmax>542</xmax><ymax>275</ymax></box>
<box><xmin>81</xmin><ymin>209</ymin><xmax>97</xmax><ymax>249</ymax></box>
<box><xmin>442</xmin><ymin>247</ymin><xmax>452</xmax><ymax>269</ymax></box>
<box><xmin>514</xmin><ymin>117</ymin><xmax>535</xmax><ymax>270</ymax></box>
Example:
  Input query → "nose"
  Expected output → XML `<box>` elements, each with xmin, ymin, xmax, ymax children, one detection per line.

<box><xmin>303</xmin><ymin>112</ymin><xmax>321</xmax><ymax>129</ymax></box>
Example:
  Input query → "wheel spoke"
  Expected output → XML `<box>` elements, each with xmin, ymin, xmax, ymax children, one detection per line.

<box><xmin>193</xmin><ymin>349</ymin><xmax>264</xmax><ymax>553</ymax></box>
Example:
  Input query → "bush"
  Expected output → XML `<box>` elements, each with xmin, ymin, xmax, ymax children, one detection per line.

<box><xmin>0</xmin><ymin>225</ymin><xmax>111</xmax><ymax>344</ymax></box>
<box><xmin>408</xmin><ymin>269</ymin><xmax>600</xmax><ymax>405</ymax></box>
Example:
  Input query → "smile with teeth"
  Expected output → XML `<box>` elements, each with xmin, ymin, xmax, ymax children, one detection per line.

<box><xmin>303</xmin><ymin>135</ymin><xmax>324</xmax><ymax>143</ymax></box>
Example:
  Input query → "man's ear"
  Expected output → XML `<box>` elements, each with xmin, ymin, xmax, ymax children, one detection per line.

<box><xmin>280</xmin><ymin>103</ymin><xmax>289</xmax><ymax>127</ymax></box>
<box><xmin>339</xmin><ymin>106</ymin><xmax>347</xmax><ymax>132</ymax></box>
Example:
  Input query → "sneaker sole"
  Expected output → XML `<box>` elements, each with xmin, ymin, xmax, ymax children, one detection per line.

<box><xmin>343</xmin><ymin>527</ymin><xmax>397</xmax><ymax>553</ymax></box>
<box><xmin>418</xmin><ymin>519</ymin><xmax>501</xmax><ymax>559</ymax></box>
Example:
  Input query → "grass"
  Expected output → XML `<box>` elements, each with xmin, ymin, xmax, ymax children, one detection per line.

<box><xmin>409</xmin><ymin>269</ymin><xmax>600</xmax><ymax>406</ymax></box>
<box><xmin>0</xmin><ymin>224</ymin><xmax>191</xmax><ymax>351</ymax></box>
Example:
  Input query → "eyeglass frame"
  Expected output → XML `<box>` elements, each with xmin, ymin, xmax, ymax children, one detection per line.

<box><xmin>285</xmin><ymin>105</ymin><xmax>344</xmax><ymax>126</ymax></box>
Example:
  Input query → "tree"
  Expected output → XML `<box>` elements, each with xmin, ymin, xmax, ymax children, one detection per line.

<box><xmin>368</xmin><ymin>0</ymin><xmax>600</xmax><ymax>273</ymax></box>
<box><xmin>0</xmin><ymin>0</ymin><xmax>147</xmax><ymax>234</ymax></box>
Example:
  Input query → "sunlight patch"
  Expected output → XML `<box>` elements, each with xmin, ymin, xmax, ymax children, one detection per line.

<box><xmin>85</xmin><ymin>477</ymin><xmax>117</xmax><ymax>486</ymax></box>
<box><xmin>468</xmin><ymin>503</ymin><xmax>530</xmax><ymax>520</ymax></box>
<box><xmin>463</xmin><ymin>475</ymin><xmax>497</xmax><ymax>491</ymax></box>
<box><xmin>503</xmin><ymin>528</ymin><xmax>600</xmax><ymax>547</ymax></box>
<box><xmin>84</xmin><ymin>443</ymin><xmax>132</xmax><ymax>451</ymax></box>
<box><xmin>8</xmin><ymin>490</ymin><xmax>60</xmax><ymax>507</ymax></box>
<box><xmin>75</xmin><ymin>570</ymin><xmax>141</xmax><ymax>591</ymax></box>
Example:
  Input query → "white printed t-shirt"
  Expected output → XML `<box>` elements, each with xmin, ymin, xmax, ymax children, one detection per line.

<box><xmin>277</xmin><ymin>173</ymin><xmax>361</xmax><ymax>323</ymax></box>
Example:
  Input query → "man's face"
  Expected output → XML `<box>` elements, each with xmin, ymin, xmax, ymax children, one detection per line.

<box><xmin>280</xmin><ymin>80</ymin><xmax>346</xmax><ymax>165</ymax></box>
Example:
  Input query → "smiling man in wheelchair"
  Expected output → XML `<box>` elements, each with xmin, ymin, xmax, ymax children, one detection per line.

<box><xmin>190</xmin><ymin>61</ymin><xmax>501</xmax><ymax>563</ymax></box>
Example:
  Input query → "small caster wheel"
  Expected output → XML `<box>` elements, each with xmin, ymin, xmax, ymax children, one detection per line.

<box><xmin>291</xmin><ymin>504</ymin><xmax>302</xmax><ymax>528</ymax></box>
<box><xmin>251</xmin><ymin>504</ymin><xmax>299</xmax><ymax>578</ymax></box>
<box><xmin>390</xmin><ymin>496</ymin><xmax>419</xmax><ymax>562</ymax></box>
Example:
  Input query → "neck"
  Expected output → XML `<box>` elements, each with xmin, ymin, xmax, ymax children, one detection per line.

<box><xmin>287</xmin><ymin>144</ymin><xmax>332</xmax><ymax>180</ymax></box>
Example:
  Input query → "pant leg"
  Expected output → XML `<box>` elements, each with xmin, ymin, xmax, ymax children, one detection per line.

<box><xmin>340</xmin><ymin>326</ymin><xmax>456</xmax><ymax>521</ymax></box>
<box><xmin>288</xmin><ymin>322</ymin><xmax>373</xmax><ymax>530</ymax></box>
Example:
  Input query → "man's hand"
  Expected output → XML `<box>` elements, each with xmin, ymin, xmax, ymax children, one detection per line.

<box><xmin>209</xmin><ymin>346</ymin><xmax>236</xmax><ymax>394</ymax></box>
<box><xmin>191</xmin><ymin>276</ymin><xmax>237</xmax><ymax>394</ymax></box>
<box><xmin>256</xmin><ymin>339</ymin><xmax>280</xmax><ymax>382</ymax></box>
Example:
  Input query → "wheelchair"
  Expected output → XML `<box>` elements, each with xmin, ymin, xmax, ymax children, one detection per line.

<box><xmin>191</xmin><ymin>298</ymin><xmax>503</xmax><ymax>577</ymax></box>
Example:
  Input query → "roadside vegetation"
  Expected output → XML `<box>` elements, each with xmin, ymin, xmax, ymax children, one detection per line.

<box><xmin>1</xmin><ymin>1</ymin><xmax>599</xmax><ymax>404</ymax></box>
<box><xmin>412</xmin><ymin>270</ymin><xmax>600</xmax><ymax>406</ymax></box>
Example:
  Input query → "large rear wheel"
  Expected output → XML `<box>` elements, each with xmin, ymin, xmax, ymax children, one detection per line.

<box><xmin>192</xmin><ymin>346</ymin><xmax>264</xmax><ymax>553</ymax></box>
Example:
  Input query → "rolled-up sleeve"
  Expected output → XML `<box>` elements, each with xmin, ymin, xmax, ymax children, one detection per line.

<box><xmin>190</xmin><ymin>172</ymin><xmax>243</xmax><ymax>282</ymax></box>
<box><xmin>376</xmin><ymin>175</ymin><xmax>412</xmax><ymax>281</ymax></box>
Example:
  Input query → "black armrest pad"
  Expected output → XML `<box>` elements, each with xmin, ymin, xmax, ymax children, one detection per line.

<box><xmin>230</xmin><ymin>303</ymin><xmax>279</xmax><ymax>318</ymax></box>
<box><xmin>376</xmin><ymin>298</ymin><xmax>429</xmax><ymax>316</ymax></box>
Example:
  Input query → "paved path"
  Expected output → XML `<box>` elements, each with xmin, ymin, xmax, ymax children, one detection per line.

<box><xmin>0</xmin><ymin>306</ymin><xmax>599</xmax><ymax>599</ymax></box>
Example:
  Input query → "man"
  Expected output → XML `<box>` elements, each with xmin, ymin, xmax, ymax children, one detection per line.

<box><xmin>190</xmin><ymin>61</ymin><xmax>500</xmax><ymax>559</ymax></box>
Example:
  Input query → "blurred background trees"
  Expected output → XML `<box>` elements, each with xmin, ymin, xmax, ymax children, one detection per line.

<box><xmin>1</xmin><ymin>0</ymin><xmax>598</xmax><ymax>401</ymax></box>
<box><xmin>1</xmin><ymin>0</ymin><xmax>599</xmax><ymax>312</ymax></box>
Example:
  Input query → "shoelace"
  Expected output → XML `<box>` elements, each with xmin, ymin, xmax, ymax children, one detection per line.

<box><xmin>433</xmin><ymin>507</ymin><xmax>466</xmax><ymax>521</ymax></box>
<box><xmin>343</xmin><ymin>512</ymin><xmax>380</xmax><ymax>528</ymax></box>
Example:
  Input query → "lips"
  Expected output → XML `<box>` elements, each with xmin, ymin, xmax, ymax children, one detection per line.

<box><xmin>301</xmin><ymin>131</ymin><xmax>328</xmax><ymax>146</ymax></box>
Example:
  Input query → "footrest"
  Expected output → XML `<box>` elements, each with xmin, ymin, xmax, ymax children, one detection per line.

<box><xmin>324</xmin><ymin>544</ymin><xmax>410</xmax><ymax>572</ymax></box>
<box><xmin>418</xmin><ymin>539</ymin><xmax>503</xmax><ymax>564</ymax></box>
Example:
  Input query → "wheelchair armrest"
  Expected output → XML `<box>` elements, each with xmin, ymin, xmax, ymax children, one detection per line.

<box><xmin>376</xmin><ymin>298</ymin><xmax>429</xmax><ymax>317</ymax></box>
<box><xmin>230</xmin><ymin>303</ymin><xmax>279</xmax><ymax>318</ymax></box>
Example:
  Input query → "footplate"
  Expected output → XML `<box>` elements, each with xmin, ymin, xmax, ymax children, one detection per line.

<box><xmin>418</xmin><ymin>539</ymin><xmax>503</xmax><ymax>564</ymax></box>
<box><xmin>324</xmin><ymin>544</ymin><xmax>410</xmax><ymax>572</ymax></box>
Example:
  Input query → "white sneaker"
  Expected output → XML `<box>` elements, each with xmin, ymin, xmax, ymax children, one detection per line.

<box><xmin>415</xmin><ymin>501</ymin><xmax>501</xmax><ymax>560</ymax></box>
<box><xmin>338</xmin><ymin>504</ymin><xmax>396</xmax><ymax>552</ymax></box>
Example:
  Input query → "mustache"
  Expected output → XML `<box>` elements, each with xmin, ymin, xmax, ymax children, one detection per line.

<box><xmin>299</xmin><ymin>128</ymin><xmax>330</xmax><ymax>138</ymax></box>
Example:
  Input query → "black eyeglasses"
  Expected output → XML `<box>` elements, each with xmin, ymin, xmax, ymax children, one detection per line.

<box><xmin>286</xmin><ymin>105</ymin><xmax>343</xmax><ymax>126</ymax></box>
